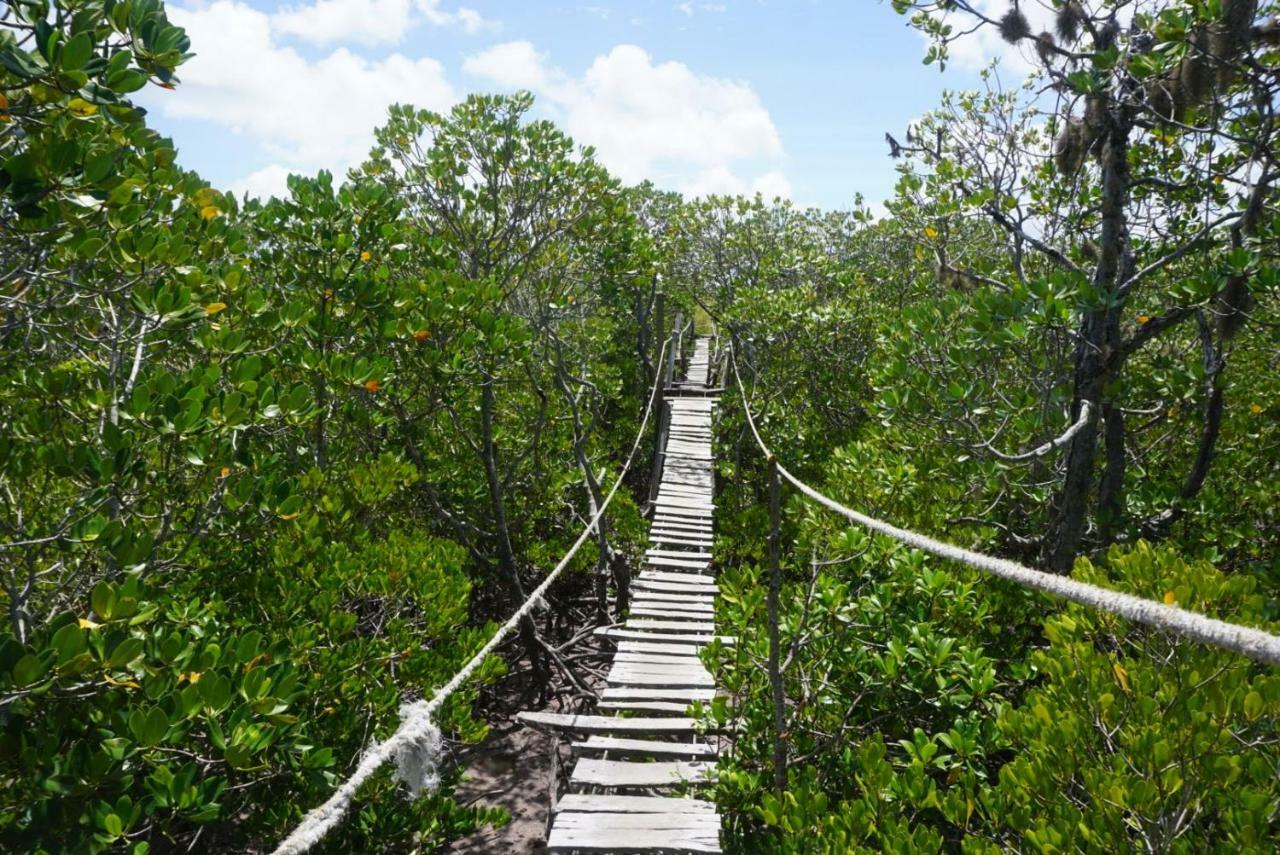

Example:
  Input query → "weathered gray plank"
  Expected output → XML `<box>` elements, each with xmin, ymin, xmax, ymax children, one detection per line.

<box><xmin>570</xmin><ymin>758</ymin><xmax>716</xmax><ymax>788</ymax></box>
<box><xmin>597</xmin><ymin>700</ymin><xmax>699</xmax><ymax>714</ymax></box>
<box><xmin>572</xmin><ymin>737</ymin><xmax>717</xmax><ymax>758</ymax></box>
<box><xmin>517</xmin><ymin>712</ymin><xmax>701</xmax><ymax>733</ymax></box>
<box><xmin>601</xmin><ymin>686</ymin><xmax>718</xmax><ymax>701</ymax></box>
<box><xmin>595</xmin><ymin>627</ymin><xmax>732</xmax><ymax>645</ymax></box>
<box><xmin>613</xmin><ymin>652</ymin><xmax>713</xmax><ymax>667</ymax></box>
<box><xmin>630</xmin><ymin>605</ymin><xmax>714</xmax><ymax>618</ymax></box>
<box><xmin>547</xmin><ymin>812</ymin><xmax>721</xmax><ymax>853</ymax></box>
<box><xmin>554</xmin><ymin>793</ymin><xmax>716</xmax><ymax>814</ymax></box>
<box><xmin>647</xmin><ymin>548</ymin><xmax>714</xmax><ymax>559</ymax></box>
<box><xmin>623</xmin><ymin>619</ymin><xmax>716</xmax><ymax>634</ymax></box>
<box><xmin>637</xmin><ymin>571</ymin><xmax>716</xmax><ymax>584</ymax></box>
<box><xmin>616</xmin><ymin>640</ymin><xmax>706</xmax><ymax>656</ymax></box>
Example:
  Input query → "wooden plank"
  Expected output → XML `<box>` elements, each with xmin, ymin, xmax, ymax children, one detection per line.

<box><xmin>647</xmin><ymin>548</ymin><xmax>714</xmax><ymax>560</ymax></box>
<box><xmin>630</xmin><ymin>601</ymin><xmax>714</xmax><ymax>613</ymax></box>
<box><xmin>632</xmin><ymin>581</ymin><xmax>719</xmax><ymax>596</ymax></box>
<box><xmin>601</xmin><ymin>686</ymin><xmax>718</xmax><ymax>701</ymax></box>
<box><xmin>573</xmin><ymin>737</ymin><xmax>717</xmax><ymax>758</ymax></box>
<box><xmin>554</xmin><ymin>793</ymin><xmax>716</xmax><ymax>814</ymax></box>
<box><xmin>650</xmin><ymin>521</ymin><xmax>714</xmax><ymax>534</ymax></box>
<box><xmin>637</xmin><ymin>571</ymin><xmax>716</xmax><ymax>585</ymax></box>
<box><xmin>616</xmin><ymin>640</ymin><xmax>706</xmax><ymax>656</ymax></box>
<box><xmin>517</xmin><ymin>712</ymin><xmax>701</xmax><ymax>734</ymax></box>
<box><xmin>630</xmin><ymin>591</ymin><xmax>716</xmax><ymax>604</ymax></box>
<box><xmin>614</xmin><ymin>652</ymin><xmax>713</xmax><ymax>667</ymax></box>
<box><xmin>597</xmin><ymin>700</ymin><xmax>699</xmax><ymax>714</ymax></box>
<box><xmin>595</xmin><ymin>627</ymin><xmax>732</xmax><ymax>645</ymax></box>
<box><xmin>623</xmin><ymin>619</ymin><xmax>716</xmax><ymax>634</ymax></box>
<box><xmin>630</xmin><ymin>601</ymin><xmax>714</xmax><ymax>614</ymax></box>
<box><xmin>649</xmin><ymin>536</ymin><xmax>715</xmax><ymax>549</ymax></box>
<box><xmin>570</xmin><ymin>758</ymin><xmax>716</xmax><ymax>788</ymax></box>
<box><xmin>646</xmin><ymin>556</ymin><xmax>713</xmax><ymax>570</ymax></box>
<box><xmin>547</xmin><ymin>812</ymin><xmax>721</xmax><ymax>853</ymax></box>
<box><xmin>606</xmin><ymin>669</ymin><xmax>714</xmax><ymax>688</ymax></box>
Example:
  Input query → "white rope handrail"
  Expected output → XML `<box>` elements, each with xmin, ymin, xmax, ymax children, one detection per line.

<box><xmin>273</xmin><ymin>337</ymin><xmax>670</xmax><ymax>854</ymax></box>
<box><xmin>728</xmin><ymin>343</ymin><xmax>1280</xmax><ymax>666</ymax></box>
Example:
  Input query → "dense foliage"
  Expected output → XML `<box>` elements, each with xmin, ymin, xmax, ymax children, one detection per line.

<box><xmin>2</xmin><ymin>0</ymin><xmax>1277</xmax><ymax>852</ymax></box>
<box><xmin>0</xmin><ymin>3</ymin><xmax>665</xmax><ymax>851</ymax></box>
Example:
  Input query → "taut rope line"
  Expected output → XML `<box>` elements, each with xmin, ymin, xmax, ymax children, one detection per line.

<box><xmin>273</xmin><ymin>337</ymin><xmax>670</xmax><ymax>854</ymax></box>
<box><xmin>728</xmin><ymin>343</ymin><xmax>1280</xmax><ymax>666</ymax></box>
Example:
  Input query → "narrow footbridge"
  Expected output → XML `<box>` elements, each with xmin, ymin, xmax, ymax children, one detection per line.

<box><xmin>274</xmin><ymin>330</ymin><xmax>1280</xmax><ymax>855</ymax></box>
<box><xmin>519</xmin><ymin>335</ymin><xmax>727</xmax><ymax>854</ymax></box>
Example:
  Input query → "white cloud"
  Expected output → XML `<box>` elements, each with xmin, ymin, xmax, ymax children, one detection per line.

<box><xmin>932</xmin><ymin>0</ymin><xmax>1053</xmax><ymax>75</ymax></box>
<box><xmin>676</xmin><ymin>1</ymin><xmax>726</xmax><ymax>15</ymax></box>
<box><xmin>157</xmin><ymin>1</ymin><xmax>455</xmax><ymax>196</ymax></box>
<box><xmin>751</xmin><ymin>169</ymin><xmax>791</xmax><ymax>200</ymax></box>
<box><xmin>270</xmin><ymin>0</ymin><xmax>490</xmax><ymax>47</ymax></box>
<box><xmin>417</xmin><ymin>0</ymin><xmax>488</xmax><ymax>34</ymax></box>
<box><xmin>230</xmin><ymin>163</ymin><xmax>294</xmax><ymax>200</ymax></box>
<box><xmin>679</xmin><ymin>167</ymin><xmax>791</xmax><ymax>200</ymax></box>
<box><xmin>463</xmin><ymin>41</ymin><xmax>788</xmax><ymax>198</ymax></box>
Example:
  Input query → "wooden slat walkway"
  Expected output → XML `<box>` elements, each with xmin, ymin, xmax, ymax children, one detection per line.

<box><xmin>519</xmin><ymin>335</ymin><xmax>723</xmax><ymax>853</ymax></box>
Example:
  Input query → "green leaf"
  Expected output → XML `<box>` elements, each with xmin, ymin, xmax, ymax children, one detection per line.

<box><xmin>91</xmin><ymin>581</ymin><xmax>116</xmax><ymax>621</ymax></box>
<box><xmin>12</xmin><ymin>653</ymin><xmax>47</xmax><ymax>687</ymax></box>
<box><xmin>129</xmin><ymin>705</ymin><xmax>168</xmax><ymax>747</ymax></box>
<box><xmin>51</xmin><ymin>623</ymin><xmax>88</xmax><ymax>664</ymax></box>
<box><xmin>61</xmin><ymin>32</ymin><xmax>93</xmax><ymax>71</ymax></box>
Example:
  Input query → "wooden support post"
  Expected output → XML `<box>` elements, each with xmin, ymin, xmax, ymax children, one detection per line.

<box><xmin>647</xmin><ymin>314</ymin><xmax>680</xmax><ymax>509</ymax></box>
<box><xmin>767</xmin><ymin>456</ymin><xmax>787</xmax><ymax>796</ymax></box>
<box><xmin>651</xmin><ymin>290</ymin><xmax>665</xmax><ymax>390</ymax></box>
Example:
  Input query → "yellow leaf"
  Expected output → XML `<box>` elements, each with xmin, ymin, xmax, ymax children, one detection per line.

<box><xmin>194</xmin><ymin>187</ymin><xmax>222</xmax><ymax>207</ymax></box>
<box><xmin>200</xmin><ymin>205</ymin><xmax>220</xmax><ymax>221</ymax></box>
<box><xmin>279</xmin><ymin>512</ymin><xmax>300</xmax><ymax>521</ymax></box>
<box><xmin>1137</xmin><ymin>314</ymin><xmax>1151</xmax><ymax>325</ymax></box>
<box><xmin>1113</xmin><ymin>662</ymin><xmax>1131</xmax><ymax>693</ymax></box>
<box><xmin>78</xmin><ymin>618</ymin><xmax>101</xmax><ymax>630</ymax></box>
<box><xmin>104</xmin><ymin>674</ymin><xmax>141</xmax><ymax>689</ymax></box>
<box><xmin>205</xmin><ymin>302</ymin><xmax>227</xmax><ymax>316</ymax></box>
<box><xmin>1163</xmin><ymin>590</ymin><xmax>1176</xmax><ymax>606</ymax></box>
<box><xmin>67</xmin><ymin>98</ymin><xmax>98</xmax><ymax>117</ymax></box>
<box><xmin>182</xmin><ymin>671</ymin><xmax>202</xmax><ymax>684</ymax></box>
<box><xmin>0</xmin><ymin>93</ymin><xmax>9</xmax><ymax>124</ymax></box>
<box><xmin>924</xmin><ymin>226</ymin><xmax>939</xmax><ymax>239</ymax></box>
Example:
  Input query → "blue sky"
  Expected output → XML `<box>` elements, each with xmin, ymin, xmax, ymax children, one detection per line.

<box><xmin>139</xmin><ymin>1</ymin><xmax>1010</xmax><ymax>211</ymax></box>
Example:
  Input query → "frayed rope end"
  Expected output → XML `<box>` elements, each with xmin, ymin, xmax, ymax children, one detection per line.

<box><xmin>389</xmin><ymin>699</ymin><xmax>443</xmax><ymax>797</ymax></box>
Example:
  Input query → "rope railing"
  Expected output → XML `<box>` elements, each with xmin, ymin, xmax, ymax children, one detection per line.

<box><xmin>728</xmin><ymin>343</ymin><xmax>1280</xmax><ymax>667</ymax></box>
<box><xmin>272</xmin><ymin>337</ymin><xmax>669</xmax><ymax>855</ymax></box>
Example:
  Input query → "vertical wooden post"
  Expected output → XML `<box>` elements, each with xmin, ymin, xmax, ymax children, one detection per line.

<box><xmin>646</xmin><ymin>300</ymin><xmax>670</xmax><ymax>509</ymax></box>
<box><xmin>767</xmin><ymin>456</ymin><xmax>788</xmax><ymax>796</ymax></box>
<box><xmin>651</xmin><ymin>290</ymin><xmax>665</xmax><ymax>390</ymax></box>
<box><xmin>647</xmin><ymin>311</ymin><xmax>681</xmax><ymax>508</ymax></box>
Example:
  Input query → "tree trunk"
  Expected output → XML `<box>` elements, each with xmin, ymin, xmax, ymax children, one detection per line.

<box><xmin>1096</xmin><ymin>400</ymin><xmax>1127</xmax><ymax>548</ymax></box>
<box><xmin>1045</xmin><ymin>120</ymin><xmax>1132</xmax><ymax>573</ymax></box>
<box><xmin>481</xmin><ymin>378</ymin><xmax>546</xmax><ymax>683</ymax></box>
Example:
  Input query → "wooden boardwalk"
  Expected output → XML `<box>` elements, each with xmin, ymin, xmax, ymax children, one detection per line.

<box><xmin>519</xmin><ymin>336</ymin><xmax>724</xmax><ymax>853</ymax></box>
